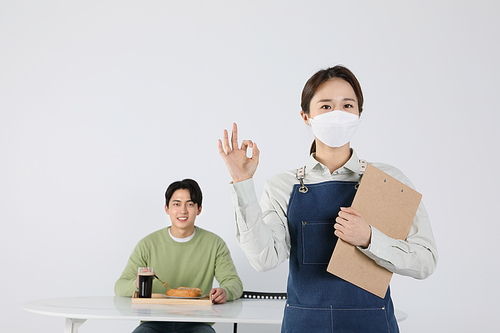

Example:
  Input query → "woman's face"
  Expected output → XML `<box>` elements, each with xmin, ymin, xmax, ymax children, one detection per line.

<box><xmin>301</xmin><ymin>78</ymin><xmax>360</xmax><ymax>124</ymax></box>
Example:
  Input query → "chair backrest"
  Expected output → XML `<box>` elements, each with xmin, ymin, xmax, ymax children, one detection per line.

<box><xmin>234</xmin><ymin>291</ymin><xmax>287</xmax><ymax>333</ymax></box>
<box><xmin>241</xmin><ymin>291</ymin><xmax>287</xmax><ymax>300</ymax></box>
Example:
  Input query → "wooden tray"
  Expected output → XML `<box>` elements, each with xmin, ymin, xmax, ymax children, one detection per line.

<box><xmin>131</xmin><ymin>291</ymin><xmax>212</xmax><ymax>306</ymax></box>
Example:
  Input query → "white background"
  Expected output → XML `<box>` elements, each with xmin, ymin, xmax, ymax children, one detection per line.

<box><xmin>1</xmin><ymin>1</ymin><xmax>499</xmax><ymax>332</ymax></box>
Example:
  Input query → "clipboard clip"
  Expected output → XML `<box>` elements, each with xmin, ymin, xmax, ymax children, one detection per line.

<box><xmin>296</xmin><ymin>166</ymin><xmax>308</xmax><ymax>193</ymax></box>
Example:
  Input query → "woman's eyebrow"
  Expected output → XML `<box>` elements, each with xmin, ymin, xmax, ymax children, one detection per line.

<box><xmin>343</xmin><ymin>98</ymin><xmax>357</xmax><ymax>102</ymax></box>
<box><xmin>317</xmin><ymin>98</ymin><xmax>357</xmax><ymax>103</ymax></box>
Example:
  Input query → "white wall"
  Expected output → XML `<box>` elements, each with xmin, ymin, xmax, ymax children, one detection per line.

<box><xmin>1</xmin><ymin>1</ymin><xmax>499</xmax><ymax>332</ymax></box>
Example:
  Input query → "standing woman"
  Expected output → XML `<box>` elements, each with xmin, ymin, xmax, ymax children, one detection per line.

<box><xmin>218</xmin><ymin>65</ymin><xmax>437</xmax><ymax>332</ymax></box>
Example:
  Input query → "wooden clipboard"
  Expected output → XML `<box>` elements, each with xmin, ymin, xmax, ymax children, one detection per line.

<box><xmin>326</xmin><ymin>164</ymin><xmax>422</xmax><ymax>298</ymax></box>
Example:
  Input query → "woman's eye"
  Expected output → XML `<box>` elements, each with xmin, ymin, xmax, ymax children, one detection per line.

<box><xmin>320</xmin><ymin>105</ymin><xmax>331</xmax><ymax>109</ymax></box>
<box><xmin>344</xmin><ymin>104</ymin><xmax>353</xmax><ymax>109</ymax></box>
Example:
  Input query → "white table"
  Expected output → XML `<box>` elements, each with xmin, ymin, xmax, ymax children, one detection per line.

<box><xmin>21</xmin><ymin>296</ymin><xmax>407</xmax><ymax>333</ymax></box>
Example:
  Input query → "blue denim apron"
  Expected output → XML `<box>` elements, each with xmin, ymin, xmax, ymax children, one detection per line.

<box><xmin>282</xmin><ymin>178</ymin><xmax>399</xmax><ymax>332</ymax></box>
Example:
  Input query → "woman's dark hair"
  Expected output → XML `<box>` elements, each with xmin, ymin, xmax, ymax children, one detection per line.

<box><xmin>301</xmin><ymin>65</ymin><xmax>364</xmax><ymax>154</ymax></box>
<box><xmin>165</xmin><ymin>179</ymin><xmax>203</xmax><ymax>208</ymax></box>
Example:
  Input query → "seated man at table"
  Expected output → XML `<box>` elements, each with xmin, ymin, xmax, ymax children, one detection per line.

<box><xmin>115</xmin><ymin>178</ymin><xmax>243</xmax><ymax>333</ymax></box>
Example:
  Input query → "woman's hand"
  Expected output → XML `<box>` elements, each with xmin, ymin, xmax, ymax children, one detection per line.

<box><xmin>210</xmin><ymin>288</ymin><xmax>227</xmax><ymax>304</ymax></box>
<box><xmin>218</xmin><ymin>123</ymin><xmax>260</xmax><ymax>183</ymax></box>
<box><xmin>334</xmin><ymin>207</ymin><xmax>372</xmax><ymax>248</ymax></box>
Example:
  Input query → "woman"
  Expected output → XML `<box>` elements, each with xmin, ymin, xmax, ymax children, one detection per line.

<box><xmin>218</xmin><ymin>65</ymin><xmax>437</xmax><ymax>332</ymax></box>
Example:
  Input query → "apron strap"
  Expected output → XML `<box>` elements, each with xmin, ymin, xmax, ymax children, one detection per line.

<box><xmin>296</xmin><ymin>166</ymin><xmax>308</xmax><ymax>193</ymax></box>
<box><xmin>359</xmin><ymin>159</ymin><xmax>367</xmax><ymax>175</ymax></box>
<box><xmin>356</xmin><ymin>159</ymin><xmax>368</xmax><ymax>189</ymax></box>
<box><xmin>296</xmin><ymin>159</ymin><xmax>368</xmax><ymax>193</ymax></box>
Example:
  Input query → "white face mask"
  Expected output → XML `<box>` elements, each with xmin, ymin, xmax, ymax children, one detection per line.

<box><xmin>308</xmin><ymin>110</ymin><xmax>361</xmax><ymax>148</ymax></box>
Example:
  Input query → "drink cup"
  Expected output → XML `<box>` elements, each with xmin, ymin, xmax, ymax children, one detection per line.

<box><xmin>138</xmin><ymin>267</ymin><xmax>154</xmax><ymax>298</ymax></box>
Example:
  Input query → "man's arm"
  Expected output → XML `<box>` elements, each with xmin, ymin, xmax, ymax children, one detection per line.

<box><xmin>213</xmin><ymin>239</ymin><xmax>243</xmax><ymax>301</ymax></box>
<box><xmin>114</xmin><ymin>243</ymin><xmax>148</xmax><ymax>297</ymax></box>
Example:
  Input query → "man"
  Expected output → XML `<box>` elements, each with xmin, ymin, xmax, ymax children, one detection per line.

<box><xmin>115</xmin><ymin>179</ymin><xmax>243</xmax><ymax>333</ymax></box>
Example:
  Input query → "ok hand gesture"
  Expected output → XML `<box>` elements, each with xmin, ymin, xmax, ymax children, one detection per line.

<box><xmin>218</xmin><ymin>123</ymin><xmax>260</xmax><ymax>183</ymax></box>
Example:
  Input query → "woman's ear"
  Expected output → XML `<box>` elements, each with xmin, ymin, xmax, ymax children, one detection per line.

<box><xmin>300</xmin><ymin>110</ymin><xmax>310</xmax><ymax>125</ymax></box>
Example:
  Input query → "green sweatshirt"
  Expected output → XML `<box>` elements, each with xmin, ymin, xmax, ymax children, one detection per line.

<box><xmin>115</xmin><ymin>226</ymin><xmax>243</xmax><ymax>301</ymax></box>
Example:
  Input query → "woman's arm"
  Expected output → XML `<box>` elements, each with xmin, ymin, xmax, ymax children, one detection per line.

<box><xmin>358</xmin><ymin>200</ymin><xmax>438</xmax><ymax>279</ymax></box>
<box><xmin>231</xmin><ymin>178</ymin><xmax>290</xmax><ymax>272</ymax></box>
<box><xmin>220</xmin><ymin>123</ymin><xmax>290</xmax><ymax>271</ymax></box>
<box><xmin>341</xmin><ymin>163</ymin><xmax>438</xmax><ymax>279</ymax></box>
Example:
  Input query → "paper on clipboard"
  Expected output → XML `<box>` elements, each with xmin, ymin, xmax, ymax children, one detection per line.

<box><xmin>326</xmin><ymin>164</ymin><xmax>422</xmax><ymax>298</ymax></box>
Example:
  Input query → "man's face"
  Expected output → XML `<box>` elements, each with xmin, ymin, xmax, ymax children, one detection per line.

<box><xmin>165</xmin><ymin>189</ymin><xmax>201</xmax><ymax>237</ymax></box>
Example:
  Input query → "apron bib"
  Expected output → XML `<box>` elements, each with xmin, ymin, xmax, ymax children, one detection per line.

<box><xmin>282</xmin><ymin>170</ymin><xmax>399</xmax><ymax>333</ymax></box>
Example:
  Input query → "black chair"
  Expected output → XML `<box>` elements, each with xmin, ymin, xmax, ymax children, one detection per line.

<box><xmin>233</xmin><ymin>291</ymin><xmax>287</xmax><ymax>333</ymax></box>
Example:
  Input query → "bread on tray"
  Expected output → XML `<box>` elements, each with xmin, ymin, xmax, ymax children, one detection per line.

<box><xmin>166</xmin><ymin>287</ymin><xmax>202</xmax><ymax>297</ymax></box>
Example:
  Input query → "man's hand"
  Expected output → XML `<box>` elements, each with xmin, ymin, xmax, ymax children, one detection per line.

<box><xmin>210</xmin><ymin>288</ymin><xmax>227</xmax><ymax>304</ymax></box>
<box><xmin>334</xmin><ymin>207</ymin><xmax>372</xmax><ymax>248</ymax></box>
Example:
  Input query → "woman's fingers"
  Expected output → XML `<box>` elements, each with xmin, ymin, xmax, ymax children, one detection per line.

<box><xmin>220</xmin><ymin>123</ymin><xmax>256</xmax><ymax>156</ymax></box>
<box><xmin>340</xmin><ymin>206</ymin><xmax>362</xmax><ymax>217</ymax></box>
<box><xmin>251</xmin><ymin>141</ymin><xmax>259</xmax><ymax>162</ymax></box>
<box><xmin>218</xmin><ymin>139</ymin><xmax>226</xmax><ymax>157</ymax></box>
<box><xmin>231</xmin><ymin>123</ymin><xmax>239</xmax><ymax>150</ymax></box>
<box><xmin>240</xmin><ymin>139</ymin><xmax>253</xmax><ymax>152</ymax></box>
<box><xmin>223</xmin><ymin>128</ymin><xmax>232</xmax><ymax>153</ymax></box>
<box><xmin>240</xmin><ymin>140</ymin><xmax>259</xmax><ymax>164</ymax></box>
<box><xmin>335</xmin><ymin>207</ymin><xmax>371</xmax><ymax>247</ymax></box>
<box><xmin>220</xmin><ymin>123</ymin><xmax>243</xmax><ymax>155</ymax></box>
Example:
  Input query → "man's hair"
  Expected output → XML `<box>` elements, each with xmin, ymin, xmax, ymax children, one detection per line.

<box><xmin>165</xmin><ymin>179</ymin><xmax>203</xmax><ymax>208</ymax></box>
